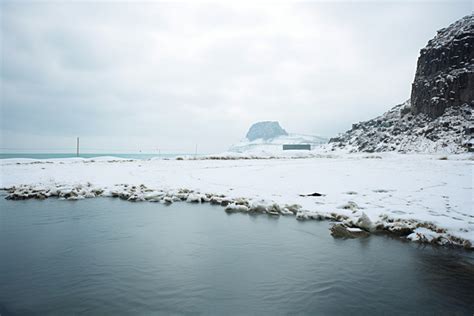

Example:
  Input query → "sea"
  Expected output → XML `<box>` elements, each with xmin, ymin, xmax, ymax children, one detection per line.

<box><xmin>0</xmin><ymin>153</ymin><xmax>195</xmax><ymax>160</ymax></box>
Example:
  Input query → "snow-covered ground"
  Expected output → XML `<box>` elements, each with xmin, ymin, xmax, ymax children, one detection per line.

<box><xmin>1</xmin><ymin>153</ymin><xmax>472</xmax><ymax>248</ymax></box>
<box><xmin>228</xmin><ymin>133</ymin><xmax>327</xmax><ymax>155</ymax></box>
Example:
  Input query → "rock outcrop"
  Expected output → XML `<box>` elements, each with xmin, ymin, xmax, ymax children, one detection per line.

<box><xmin>329</xmin><ymin>15</ymin><xmax>474</xmax><ymax>153</ymax></box>
<box><xmin>330</xmin><ymin>224</ymin><xmax>370</xmax><ymax>239</ymax></box>
<box><xmin>246</xmin><ymin>121</ymin><xmax>288</xmax><ymax>141</ymax></box>
<box><xmin>329</xmin><ymin>100</ymin><xmax>472</xmax><ymax>153</ymax></box>
<box><xmin>411</xmin><ymin>14</ymin><xmax>473</xmax><ymax>118</ymax></box>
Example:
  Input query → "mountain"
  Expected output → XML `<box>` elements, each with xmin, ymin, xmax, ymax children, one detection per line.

<box><xmin>329</xmin><ymin>14</ymin><xmax>473</xmax><ymax>154</ymax></box>
<box><xmin>229</xmin><ymin>121</ymin><xmax>327</xmax><ymax>154</ymax></box>
<box><xmin>245</xmin><ymin>121</ymin><xmax>288</xmax><ymax>141</ymax></box>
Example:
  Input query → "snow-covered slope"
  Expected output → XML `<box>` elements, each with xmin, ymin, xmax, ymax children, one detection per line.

<box><xmin>224</xmin><ymin>121</ymin><xmax>327</xmax><ymax>157</ymax></box>
<box><xmin>328</xmin><ymin>100</ymin><xmax>472</xmax><ymax>154</ymax></box>
<box><xmin>229</xmin><ymin>133</ymin><xmax>328</xmax><ymax>155</ymax></box>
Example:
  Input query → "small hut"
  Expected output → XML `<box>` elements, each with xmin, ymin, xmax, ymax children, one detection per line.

<box><xmin>282</xmin><ymin>144</ymin><xmax>311</xmax><ymax>151</ymax></box>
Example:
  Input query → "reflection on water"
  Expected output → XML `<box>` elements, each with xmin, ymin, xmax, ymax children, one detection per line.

<box><xmin>0</xmin><ymin>197</ymin><xmax>473</xmax><ymax>315</ymax></box>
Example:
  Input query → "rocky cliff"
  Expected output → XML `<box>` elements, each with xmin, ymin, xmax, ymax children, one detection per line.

<box><xmin>411</xmin><ymin>14</ymin><xmax>473</xmax><ymax>117</ymax></box>
<box><xmin>245</xmin><ymin>121</ymin><xmax>288</xmax><ymax>141</ymax></box>
<box><xmin>329</xmin><ymin>15</ymin><xmax>473</xmax><ymax>153</ymax></box>
<box><xmin>329</xmin><ymin>100</ymin><xmax>472</xmax><ymax>153</ymax></box>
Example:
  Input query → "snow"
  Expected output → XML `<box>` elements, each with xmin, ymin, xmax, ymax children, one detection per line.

<box><xmin>407</xmin><ymin>227</ymin><xmax>442</xmax><ymax>243</ymax></box>
<box><xmin>1</xmin><ymin>153</ymin><xmax>473</xmax><ymax>247</ymax></box>
<box><xmin>328</xmin><ymin>100</ymin><xmax>471</xmax><ymax>154</ymax></box>
<box><xmin>228</xmin><ymin>133</ymin><xmax>327</xmax><ymax>156</ymax></box>
<box><xmin>425</xmin><ymin>14</ymin><xmax>473</xmax><ymax>50</ymax></box>
<box><xmin>225</xmin><ymin>203</ymin><xmax>250</xmax><ymax>213</ymax></box>
<box><xmin>346</xmin><ymin>227</ymin><xmax>364</xmax><ymax>233</ymax></box>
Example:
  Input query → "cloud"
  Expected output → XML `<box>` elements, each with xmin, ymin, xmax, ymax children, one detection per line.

<box><xmin>0</xmin><ymin>1</ymin><xmax>471</xmax><ymax>153</ymax></box>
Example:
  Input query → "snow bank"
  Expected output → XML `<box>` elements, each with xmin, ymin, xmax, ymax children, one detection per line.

<box><xmin>1</xmin><ymin>153</ymin><xmax>473</xmax><ymax>248</ymax></box>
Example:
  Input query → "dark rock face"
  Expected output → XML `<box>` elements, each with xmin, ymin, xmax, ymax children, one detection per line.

<box><xmin>329</xmin><ymin>15</ymin><xmax>474</xmax><ymax>154</ymax></box>
<box><xmin>411</xmin><ymin>14</ymin><xmax>474</xmax><ymax>118</ymax></box>
<box><xmin>246</xmin><ymin>121</ymin><xmax>288</xmax><ymax>141</ymax></box>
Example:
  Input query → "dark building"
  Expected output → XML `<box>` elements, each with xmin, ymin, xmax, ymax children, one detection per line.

<box><xmin>282</xmin><ymin>144</ymin><xmax>311</xmax><ymax>151</ymax></box>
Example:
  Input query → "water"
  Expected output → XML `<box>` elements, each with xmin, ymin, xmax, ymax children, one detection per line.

<box><xmin>0</xmin><ymin>153</ymin><xmax>195</xmax><ymax>160</ymax></box>
<box><xmin>1</xmin><ymin>197</ymin><xmax>473</xmax><ymax>315</ymax></box>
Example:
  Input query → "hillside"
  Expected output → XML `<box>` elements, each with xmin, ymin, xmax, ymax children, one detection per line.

<box><xmin>329</xmin><ymin>100</ymin><xmax>472</xmax><ymax>153</ymax></box>
<box><xmin>329</xmin><ymin>14</ymin><xmax>473</xmax><ymax>154</ymax></box>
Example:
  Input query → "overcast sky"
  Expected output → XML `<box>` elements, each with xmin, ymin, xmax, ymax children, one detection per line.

<box><xmin>0</xmin><ymin>1</ymin><xmax>471</xmax><ymax>154</ymax></box>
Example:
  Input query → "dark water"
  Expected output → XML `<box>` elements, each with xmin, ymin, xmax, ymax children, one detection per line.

<box><xmin>1</xmin><ymin>197</ymin><xmax>473</xmax><ymax>315</ymax></box>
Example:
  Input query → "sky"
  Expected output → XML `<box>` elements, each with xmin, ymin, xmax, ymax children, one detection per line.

<box><xmin>0</xmin><ymin>1</ymin><xmax>471</xmax><ymax>154</ymax></box>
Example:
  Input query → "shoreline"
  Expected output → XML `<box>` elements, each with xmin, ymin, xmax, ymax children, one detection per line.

<box><xmin>2</xmin><ymin>181</ymin><xmax>472</xmax><ymax>250</ymax></box>
<box><xmin>1</xmin><ymin>153</ymin><xmax>472</xmax><ymax>249</ymax></box>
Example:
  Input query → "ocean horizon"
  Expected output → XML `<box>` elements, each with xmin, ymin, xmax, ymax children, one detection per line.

<box><xmin>0</xmin><ymin>153</ymin><xmax>198</xmax><ymax>160</ymax></box>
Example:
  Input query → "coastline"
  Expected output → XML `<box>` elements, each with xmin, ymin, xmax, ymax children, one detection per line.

<box><xmin>1</xmin><ymin>153</ymin><xmax>473</xmax><ymax>249</ymax></box>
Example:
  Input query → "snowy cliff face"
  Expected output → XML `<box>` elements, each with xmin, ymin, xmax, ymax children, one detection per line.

<box><xmin>245</xmin><ymin>121</ymin><xmax>288</xmax><ymax>141</ymax></box>
<box><xmin>329</xmin><ymin>15</ymin><xmax>474</xmax><ymax>154</ymax></box>
<box><xmin>329</xmin><ymin>100</ymin><xmax>472</xmax><ymax>153</ymax></box>
<box><xmin>411</xmin><ymin>14</ymin><xmax>473</xmax><ymax>118</ymax></box>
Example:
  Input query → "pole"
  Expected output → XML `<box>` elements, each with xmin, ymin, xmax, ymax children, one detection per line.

<box><xmin>76</xmin><ymin>137</ymin><xmax>80</xmax><ymax>157</ymax></box>
<box><xmin>195</xmin><ymin>144</ymin><xmax>198</xmax><ymax>158</ymax></box>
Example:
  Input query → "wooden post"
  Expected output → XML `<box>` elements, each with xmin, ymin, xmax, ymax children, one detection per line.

<box><xmin>76</xmin><ymin>137</ymin><xmax>80</xmax><ymax>157</ymax></box>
